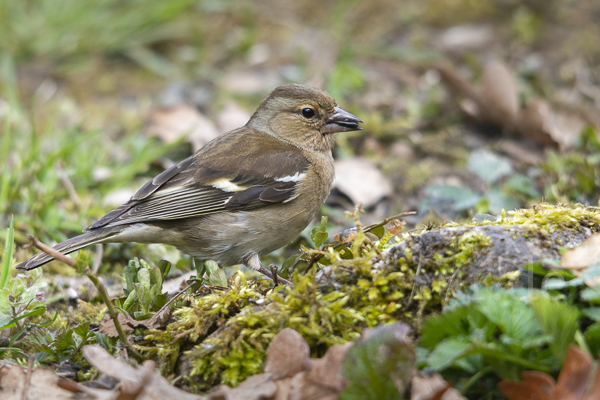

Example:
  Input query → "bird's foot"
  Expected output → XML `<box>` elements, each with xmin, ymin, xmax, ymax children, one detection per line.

<box><xmin>244</xmin><ymin>253</ymin><xmax>293</xmax><ymax>287</ymax></box>
<box><xmin>258</xmin><ymin>264</ymin><xmax>293</xmax><ymax>287</ymax></box>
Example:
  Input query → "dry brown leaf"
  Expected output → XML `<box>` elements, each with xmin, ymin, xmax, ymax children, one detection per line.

<box><xmin>0</xmin><ymin>362</ymin><xmax>83</xmax><ymax>400</ymax></box>
<box><xmin>498</xmin><ymin>346</ymin><xmax>600</xmax><ymax>400</ymax></box>
<box><xmin>561</xmin><ymin>234</ymin><xmax>600</xmax><ymax>269</ymax></box>
<box><xmin>209</xmin><ymin>374</ymin><xmax>277</xmax><ymax>400</ymax></box>
<box><xmin>437</xmin><ymin>61</ymin><xmax>596</xmax><ymax>149</ymax></box>
<box><xmin>99</xmin><ymin>313</ymin><xmax>134</xmax><ymax>337</ymax></box>
<box><xmin>411</xmin><ymin>373</ymin><xmax>466</xmax><ymax>400</ymax></box>
<box><xmin>387</xmin><ymin>219</ymin><xmax>406</xmax><ymax>235</ymax></box>
<box><xmin>435</xmin><ymin>63</ymin><xmax>481</xmax><ymax>102</ymax></box>
<box><xmin>333</xmin><ymin>228</ymin><xmax>357</xmax><ymax>244</ymax></box>
<box><xmin>216</xmin><ymin>102</ymin><xmax>251</xmax><ymax>134</ymax></box>
<box><xmin>333</xmin><ymin>157</ymin><xmax>392</xmax><ymax>208</ymax></box>
<box><xmin>480</xmin><ymin>60</ymin><xmax>519</xmax><ymax>127</ymax></box>
<box><xmin>558</xmin><ymin>234</ymin><xmax>600</xmax><ymax>287</ymax></box>
<box><xmin>436</xmin><ymin>24</ymin><xmax>494</xmax><ymax>52</ymax></box>
<box><xmin>288</xmin><ymin>372</ymin><xmax>339</xmax><ymax>400</ymax></box>
<box><xmin>146</xmin><ymin>104</ymin><xmax>220</xmax><ymax>151</ymax></box>
<box><xmin>264</xmin><ymin>328</ymin><xmax>311</xmax><ymax>379</ymax></box>
<box><xmin>305</xmin><ymin>343</ymin><xmax>351</xmax><ymax>391</ymax></box>
<box><xmin>517</xmin><ymin>99</ymin><xmax>588</xmax><ymax>150</ymax></box>
<box><xmin>81</xmin><ymin>345</ymin><xmax>205</xmax><ymax>400</ymax></box>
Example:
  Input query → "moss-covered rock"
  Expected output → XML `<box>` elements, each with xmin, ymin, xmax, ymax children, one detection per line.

<box><xmin>137</xmin><ymin>203</ymin><xmax>600</xmax><ymax>392</ymax></box>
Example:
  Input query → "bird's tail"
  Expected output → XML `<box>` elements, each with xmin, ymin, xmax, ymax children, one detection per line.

<box><xmin>15</xmin><ymin>227</ymin><xmax>123</xmax><ymax>271</ymax></box>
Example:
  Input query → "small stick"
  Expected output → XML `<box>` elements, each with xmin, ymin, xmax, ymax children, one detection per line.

<box><xmin>91</xmin><ymin>244</ymin><xmax>103</xmax><ymax>274</ymax></box>
<box><xmin>22</xmin><ymin>355</ymin><xmax>35</xmax><ymax>400</ymax></box>
<box><xmin>28</xmin><ymin>236</ymin><xmax>142</xmax><ymax>360</ymax></box>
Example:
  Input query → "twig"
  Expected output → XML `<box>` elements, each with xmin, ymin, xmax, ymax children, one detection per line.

<box><xmin>21</xmin><ymin>355</ymin><xmax>35</xmax><ymax>400</ymax></box>
<box><xmin>115</xmin><ymin>282</ymin><xmax>191</xmax><ymax>329</ymax></box>
<box><xmin>55</xmin><ymin>161</ymin><xmax>82</xmax><ymax>209</ymax></box>
<box><xmin>91</xmin><ymin>244</ymin><xmax>103</xmax><ymax>274</ymax></box>
<box><xmin>407</xmin><ymin>242</ymin><xmax>423</xmax><ymax>308</ymax></box>
<box><xmin>27</xmin><ymin>236</ymin><xmax>142</xmax><ymax>360</ymax></box>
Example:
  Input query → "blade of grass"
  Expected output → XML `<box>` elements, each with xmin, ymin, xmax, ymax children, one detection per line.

<box><xmin>1</xmin><ymin>216</ymin><xmax>14</xmax><ymax>289</ymax></box>
<box><xmin>0</xmin><ymin>117</ymin><xmax>10</xmax><ymax>213</ymax></box>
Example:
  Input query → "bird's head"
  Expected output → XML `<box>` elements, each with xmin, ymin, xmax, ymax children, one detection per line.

<box><xmin>247</xmin><ymin>84</ymin><xmax>363</xmax><ymax>153</ymax></box>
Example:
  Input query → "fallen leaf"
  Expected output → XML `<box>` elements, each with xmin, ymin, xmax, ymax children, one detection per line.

<box><xmin>480</xmin><ymin>60</ymin><xmax>519</xmax><ymax>127</ymax></box>
<box><xmin>498</xmin><ymin>346</ymin><xmax>600</xmax><ymax>400</ymax></box>
<box><xmin>437</xmin><ymin>24</ymin><xmax>494</xmax><ymax>52</ymax></box>
<box><xmin>264</xmin><ymin>328</ymin><xmax>311</xmax><ymax>379</ymax></box>
<box><xmin>333</xmin><ymin>228</ymin><xmax>357</xmax><ymax>244</ymax></box>
<box><xmin>221</xmin><ymin>69</ymin><xmax>281</xmax><ymax>95</ymax></box>
<box><xmin>81</xmin><ymin>346</ymin><xmax>205</xmax><ymax>400</ymax></box>
<box><xmin>387</xmin><ymin>219</ymin><xmax>405</xmax><ymax>235</ymax></box>
<box><xmin>333</xmin><ymin>157</ymin><xmax>392</xmax><ymax>208</ymax></box>
<box><xmin>559</xmin><ymin>234</ymin><xmax>600</xmax><ymax>287</ymax></box>
<box><xmin>436</xmin><ymin>61</ymin><xmax>596</xmax><ymax>149</ymax></box>
<box><xmin>146</xmin><ymin>104</ymin><xmax>220</xmax><ymax>151</ymax></box>
<box><xmin>99</xmin><ymin>313</ymin><xmax>134</xmax><ymax>337</ymax></box>
<box><xmin>561</xmin><ymin>234</ymin><xmax>600</xmax><ymax>269</ymax></box>
<box><xmin>305</xmin><ymin>343</ymin><xmax>351</xmax><ymax>391</ymax></box>
<box><xmin>216</xmin><ymin>102</ymin><xmax>251</xmax><ymax>134</ymax></box>
<box><xmin>0</xmin><ymin>362</ymin><xmax>81</xmax><ymax>400</ymax></box>
<box><xmin>411</xmin><ymin>373</ymin><xmax>466</xmax><ymax>400</ymax></box>
<box><xmin>517</xmin><ymin>99</ymin><xmax>588</xmax><ymax>150</ymax></box>
<box><xmin>209</xmin><ymin>374</ymin><xmax>277</xmax><ymax>400</ymax></box>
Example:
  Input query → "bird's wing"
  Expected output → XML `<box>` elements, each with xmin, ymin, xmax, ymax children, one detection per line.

<box><xmin>85</xmin><ymin>129</ymin><xmax>310</xmax><ymax>231</ymax></box>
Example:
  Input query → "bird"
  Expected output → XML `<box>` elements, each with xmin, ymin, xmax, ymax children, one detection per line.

<box><xmin>16</xmin><ymin>84</ymin><xmax>363</xmax><ymax>284</ymax></box>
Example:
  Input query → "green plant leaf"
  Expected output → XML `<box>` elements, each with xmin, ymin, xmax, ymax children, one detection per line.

<box><xmin>468</xmin><ymin>149</ymin><xmax>513</xmax><ymax>185</ymax></box>
<box><xmin>530</xmin><ymin>295</ymin><xmax>578</xmax><ymax>361</ymax></box>
<box><xmin>485</xmin><ymin>187</ymin><xmax>520</xmax><ymax>214</ymax></box>
<box><xmin>476</xmin><ymin>290</ymin><xmax>540</xmax><ymax>342</ymax></box>
<box><xmin>310</xmin><ymin>216</ymin><xmax>329</xmax><ymax>248</ymax></box>
<box><xmin>341</xmin><ymin>323</ymin><xmax>414</xmax><ymax>400</ymax></box>
<box><xmin>582</xmin><ymin>307</ymin><xmax>600</xmax><ymax>321</ymax></box>
<box><xmin>157</xmin><ymin>259</ymin><xmax>171</xmax><ymax>280</ymax></box>
<box><xmin>504</xmin><ymin>174</ymin><xmax>540</xmax><ymax>198</ymax></box>
<box><xmin>208</xmin><ymin>268</ymin><xmax>228</xmax><ymax>287</ymax></box>
<box><xmin>1</xmin><ymin>216</ymin><xmax>14</xmax><ymax>289</ymax></box>
<box><xmin>281</xmin><ymin>254</ymin><xmax>300</xmax><ymax>274</ymax></box>
<box><xmin>426</xmin><ymin>336</ymin><xmax>472</xmax><ymax>370</ymax></box>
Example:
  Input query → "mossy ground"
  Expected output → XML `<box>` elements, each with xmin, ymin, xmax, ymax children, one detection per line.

<box><xmin>125</xmin><ymin>203</ymin><xmax>600</xmax><ymax>392</ymax></box>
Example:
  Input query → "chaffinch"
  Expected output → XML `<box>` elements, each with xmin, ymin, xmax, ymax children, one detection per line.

<box><xmin>16</xmin><ymin>84</ymin><xmax>363</xmax><ymax>283</ymax></box>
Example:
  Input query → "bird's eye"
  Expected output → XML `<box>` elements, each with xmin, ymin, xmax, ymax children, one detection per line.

<box><xmin>301</xmin><ymin>108</ymin><xmax>315</xmax><ymax>119</ymax></box>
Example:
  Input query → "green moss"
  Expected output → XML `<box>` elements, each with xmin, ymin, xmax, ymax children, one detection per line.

<box><xmin>433</xmin><ymin>231</ymin><xmax>492</xmax><ymax>275</ymax></box>
<box><xmin>457</xmin><ymin>203</ymin><xmax>600</xmax><ymax>233</ymax></box>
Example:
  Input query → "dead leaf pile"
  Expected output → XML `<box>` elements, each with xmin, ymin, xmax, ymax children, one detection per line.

<box><xmin>499</xmin><ymin>346</ymin><xmax>600</xmax><ymax>400</ymax></box>
<box><xmin>0</xmin><ymin>325</ymin><xmax>463</xmax><ymax>400</ymax></box>
<box><xmin>437</xmin><ymin>60</ymin><xmax>596</xmax><ymax>149</ymax></box>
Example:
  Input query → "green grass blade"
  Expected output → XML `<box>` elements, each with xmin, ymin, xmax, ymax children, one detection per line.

<box><xmin>1</xmin><ymin>216</ymin><xmax>15</xmax><ymax>289</ymax></box>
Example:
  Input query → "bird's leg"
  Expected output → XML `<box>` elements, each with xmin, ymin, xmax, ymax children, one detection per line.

<box><xmin>244</xmin><ymin>252</ymin><xmax>293</xmax><ymax>287</ymax></box>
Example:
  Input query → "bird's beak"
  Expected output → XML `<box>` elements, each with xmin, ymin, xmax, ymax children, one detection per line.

<box><xmin>323</xmin><ymin>107</ymin><xmax>363</xmax><ymax>134</ymax></box>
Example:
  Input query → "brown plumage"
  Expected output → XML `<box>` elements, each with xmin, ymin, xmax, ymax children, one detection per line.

<box><xmin>16</xmin><ymin>84</ymin><xmax>363</xmax><ymax>280</ymax></box>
